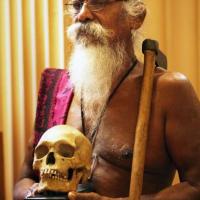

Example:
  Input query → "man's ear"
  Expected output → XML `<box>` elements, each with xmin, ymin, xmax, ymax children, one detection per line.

<box><xmin>128</xmin><ymin>9</ymin><xmax>146</xmax><ymax>30</ymax></box>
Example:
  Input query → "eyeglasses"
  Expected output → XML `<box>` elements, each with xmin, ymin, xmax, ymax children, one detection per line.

<box><xmin>64</xmin><ymin>0</ymin><xmax>125</xmax><ymax>15</ymax></box>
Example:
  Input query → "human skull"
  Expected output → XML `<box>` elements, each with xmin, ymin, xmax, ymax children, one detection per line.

<box><xmin>33</xmin><ymin>125</ymin><xmax>92</xmax><ymax>193</ymax></box>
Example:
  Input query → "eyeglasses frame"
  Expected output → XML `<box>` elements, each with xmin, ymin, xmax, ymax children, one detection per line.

<box><xmin>64</xmin><ymin>0</ymin><xmax>126</xmax><ymax>14</ymax></box>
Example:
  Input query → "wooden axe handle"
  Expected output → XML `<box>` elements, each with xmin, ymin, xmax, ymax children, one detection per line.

<box><xmin>129</xmin><ymin>39</ymin><xmax>158</xmax><ymax>200</ymax></box>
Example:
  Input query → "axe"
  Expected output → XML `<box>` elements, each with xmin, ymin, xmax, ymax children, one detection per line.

<box><xmin>129</xmin><ymin>39</ymin><xmax>159</xmax><ymax>200</ymax></box>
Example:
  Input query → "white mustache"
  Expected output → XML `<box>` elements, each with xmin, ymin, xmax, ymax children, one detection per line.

<box><xmin>67</xmin><ymin>22</ymin><xmax>113</xmax><ymax>44</ymax></box>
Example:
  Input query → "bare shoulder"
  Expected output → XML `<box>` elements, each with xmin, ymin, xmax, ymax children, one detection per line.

<box><xmin>155</xmin><ymin>68</ymin><xmax>200</xmax><ymax>132</ymax></box>
<box><xmin>154</xmin><ymin>69</ymin><xmax>199</xmax><ymax>109</ymax></box>
<box><xmin>155</xmin><ymin>68</ymin><xmax>191</xmax><ymax>90</ymax></box>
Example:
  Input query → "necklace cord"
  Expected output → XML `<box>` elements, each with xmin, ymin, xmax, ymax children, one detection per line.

<box><xmin>81</xmin><ymin>59</ymin><xmax>137</xmax><ymax>181</ymax></box>
<box><xmin>81</xmin><ymin>59</ymin><xmax>138</xmax><ymax>146</ymax></box>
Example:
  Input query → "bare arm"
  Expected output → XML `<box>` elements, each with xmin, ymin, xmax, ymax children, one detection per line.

<box><xmin>14</xmin><ymin>136</ymin><xmax>38</xmax><ymax>200</ymax></box>
<box><xmin>153</xmin><ymin>72</ymin><xmax>200</xmax><ymax>199</ymax></box>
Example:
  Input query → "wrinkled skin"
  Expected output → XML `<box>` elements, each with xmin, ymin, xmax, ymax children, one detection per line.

<box><xmin>14</xmin><ymin>0</ymin><xmax>200</xmax><ymax>200</ymax></box>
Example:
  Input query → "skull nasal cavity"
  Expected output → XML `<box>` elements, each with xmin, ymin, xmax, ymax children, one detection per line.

<box><xmin>46</xmin><ymin>152</ymin><xmax>55</xmax><ymax>165</ymax></box>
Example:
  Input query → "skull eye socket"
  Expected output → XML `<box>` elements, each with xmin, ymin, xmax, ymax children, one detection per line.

<box><xmin>57</xmin><ymin>143</ymin><xmax>75</xmax><ymax>157</ymax></box>
<box><xmin>35</xmin><ymin>145</ymin><xmax>49</xmax><ymax>159</ymax></box>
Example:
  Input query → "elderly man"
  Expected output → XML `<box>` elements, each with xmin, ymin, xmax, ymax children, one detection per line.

<box><xmin>14</xmin><ymin>0</ymin><xmax>200</xmax><ymax>199</ymax></box>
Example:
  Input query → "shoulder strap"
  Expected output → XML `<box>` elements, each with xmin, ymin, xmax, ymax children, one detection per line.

<box><xmin>34</xmin><ymin>68</ymin><xmax>74</xmax><ymax>146</ymax></box>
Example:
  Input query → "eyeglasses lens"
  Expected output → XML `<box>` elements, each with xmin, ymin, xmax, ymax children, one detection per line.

<box><xmin>65</xmin><ymin>0</ymin><xmax>106</xmax><ymax>14</ymax></box>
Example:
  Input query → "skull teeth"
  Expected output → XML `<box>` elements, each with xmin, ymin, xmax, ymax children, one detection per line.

<box><xmin>40</xmin><ymin>169</ymin><xmax>67</xmax><ymax>181</ymax></box>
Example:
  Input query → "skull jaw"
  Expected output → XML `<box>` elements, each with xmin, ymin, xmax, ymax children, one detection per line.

<box><xmin>38</xmin><ymin>173</ymin><xmax>83</xmax><ymax>193</ymax></box>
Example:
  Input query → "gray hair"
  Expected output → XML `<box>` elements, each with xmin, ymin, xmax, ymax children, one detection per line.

<box><xmin>123</xmin><ymin>0</ymin><xmax>146</xmax><ymax>61</ymax></box>
<box><xmin>123</xmin><ymin>0</ymin><xmax>146</xmax><ymax>17</ymax></box>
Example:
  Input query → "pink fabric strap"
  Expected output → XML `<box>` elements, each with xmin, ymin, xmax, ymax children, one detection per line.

<box><xmin>34</xmin><ymin>68</ymin><xmax>74</xmax><ymax>146</ymax></box>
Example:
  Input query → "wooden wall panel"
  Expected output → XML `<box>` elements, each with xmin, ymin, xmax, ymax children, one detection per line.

<box><xmin>197</xmin><ymin>0</ymin><xmax>200</xmax><ymax>95</ymax></box>
<box><xmin>0</xmin><ymin>132</ymin><xmax>5</xmax><ymax>200</ymax></box>
<box><xmin>22</xmin><ymin>0</ymin><xmax>37</xmax><ymax>142</ymax></box>
<box><xmin>10</xmin><ymin>0</ymin><xmax>26</xmax><ymax>183</ymax></box>
<box><xmin>0</xmin><ymin>1</ymin><xmax>14</xmax><ymax>199</ymax></box>
<box><xmin>49</xmin><ymin>0</ymin><xmax>65</xmax><ymax>68</ymax></box>
<box><xmin>35</xmin><ymin>0</ymin><xmax>49</xmax><ymax>89</ymax></box>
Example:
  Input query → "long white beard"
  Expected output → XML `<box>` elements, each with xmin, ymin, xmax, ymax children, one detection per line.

<box><xmin>67</xmin><ymin>22</ymin><xmax>127</xmax><ymax>134</ymax></box>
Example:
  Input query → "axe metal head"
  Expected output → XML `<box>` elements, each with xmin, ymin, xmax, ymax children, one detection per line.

<box><xmin>156</xmin><ymin>49</ymin><xmax>167</xmax><ymax>69</ymax></box>
<box><xmin>142</xmin><ymin>39</ymin><xmax>167</xmax><ymax>69</ymax></box>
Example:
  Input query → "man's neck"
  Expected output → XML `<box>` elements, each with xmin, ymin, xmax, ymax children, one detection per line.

<box><xmin>111</xmin><ymin>54</ymin><xmax>136</xmax><ymax>91</ymax></box>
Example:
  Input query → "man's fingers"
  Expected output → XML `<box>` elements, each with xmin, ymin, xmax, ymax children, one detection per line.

<box><xmin>68</xmin><ymin>191</ymin><xmax>77</xmax><ymax>200</ymax></box>
<box><xmin>68</xmin><ymin>192</ymin><xmax>101</xmax><ymax>200</ymax></box>
<box><xmin>24</xmin><ymin>183</ymin><xmax>39</xmax><ymax>198</ymax></box>
<box><xmin>31</xmin><ymin>183</ymin><xmax>39</xmax><ymax>194</ymax></box>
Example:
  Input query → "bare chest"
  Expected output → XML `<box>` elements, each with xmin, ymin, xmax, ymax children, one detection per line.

<box><xmin>66</xmin><ymin>76</ymin><xmax>169</xmax><ymax>171</ymax></box>
<box><xmin>66</xmin><ymin>70</ymin><xmax>177</xmax><ymax>196</ymax></box>
<box><xmin>92</xmin><ymin>83</ymin><xmax>140</xmax><ymax>169</ymax></box>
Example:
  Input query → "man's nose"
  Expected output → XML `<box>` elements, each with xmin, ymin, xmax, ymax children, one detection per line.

<box><xmin>75</xmin><ymin>4</ymin><xmax>94</xmax><ymax>22</ymax></box>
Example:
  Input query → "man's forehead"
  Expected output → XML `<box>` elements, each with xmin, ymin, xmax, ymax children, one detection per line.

<box><xmin>64</xmin><ymin>0</ymin><xmax>115</xmax><ymax>3</ymax></box>
<box><xmin>88</xmin><ymin>0</ymin><xmax>110</xmax><ymax>3</ymax></box>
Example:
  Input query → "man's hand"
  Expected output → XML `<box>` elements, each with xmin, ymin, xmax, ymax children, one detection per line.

<box><xmin>14</xmin><ymin>178</ymin><xmax>38</xmax><ymax>200</ymax></box>
<box><xmin>68</xmin><ymin>191</ymin><xmax>105</xmax><ymax>200</ymax></box>
<box><xmin>68</xmin><ymin>192</ymin><xmax>155</xmax><ymax>200</ymax></box>
<box><xmin>24</xmin><ymin>183</ymin><xmax>39</xmax><ymax>198</ymax></box>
